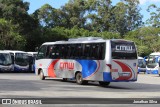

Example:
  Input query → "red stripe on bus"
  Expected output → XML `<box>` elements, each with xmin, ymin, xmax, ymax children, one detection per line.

<box><xmin>48</xmin><ymin>59</ymin><xmax>59</xmax><ymax>77</ymax></box>
<box><xmin>113</xmin><ymin>60</ymin><xmax>132</xmax><ymax>80</ymax></box>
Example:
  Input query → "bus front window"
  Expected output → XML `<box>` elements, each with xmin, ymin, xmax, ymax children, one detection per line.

<box><xmin>0</xmin><ymin>53</ymin><xmax>12</xmax><ymax>66</ymax></box>
<box><xmin>138</xmin><ymin>59</ymin><xmax>146</xmax><ymax>68</ymax></box>
<box><xmin>15</xmin><ymin>53</ymin><xmax>29</xmax><ymax>66</ymax></box>
<box><xmin>147</xmin><ymin>55</ymin><xmax>158</xmax><ymax>68</ymax></box>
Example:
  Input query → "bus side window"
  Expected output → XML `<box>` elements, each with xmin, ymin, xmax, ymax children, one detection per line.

<box><xmin>84</xmin><ymin>44</ymin><xmax>91</xmax><ymax>59</ymax></box>
<box><xmin>76</xmin><ymin>44</ymin><xmax>83</xmax><ymax>59</ymax></box>
<box><xmin>66</xmin><ymin>45</ymin><xmax>71</xmax><ymax>59</ymax></box>
<box><xmin>66</xmin><ymin>44</ymin><xmax>75</xmax><ymax>59</ymax></box>
<box><xmin>98</xmin><ymin>43</ymin><xmax>105</xmax><ymax>60</ymax></box>
<box><xmin>46</xmin><ymin>45</ymin><xmax>52</xmax><ymax>58</ymax></box>
<box><xmin>50</xmin><ymin>45</ymin><xmax>60</xmax><ymax>59</ymax></box>
<box><xmin>90</xmin><ymin>44</ymin><xmax>98</xmax><ymax>59</ymax></box>
<box><xmin>61</xmin><ymin>45</ymin><xmax>67</xmax><ymax>59</ymax></box>
<box><xmin>37</xmin><ymin>45</ymin><xmax>46</xmax><ymax>59</ymax></box>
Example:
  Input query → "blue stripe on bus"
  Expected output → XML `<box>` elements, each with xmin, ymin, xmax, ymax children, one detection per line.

<box><xmin>103</xmin><ymin>72</ymin><xmax>112</xmax><ymax>81</ymax></box>
<box><xmin>76</xmin><ymin>60</ymin><xmax>97</xmax><ymax>78</ymax></box>
<box><xmin>14</xmin><ymin>66</ymin><xmax>28</xmax><ymax>71</ymax></box>
<box><xmin>146</xmin><ymin>70</ymin><xmax>158</xmax><ymax>74</ymax></box>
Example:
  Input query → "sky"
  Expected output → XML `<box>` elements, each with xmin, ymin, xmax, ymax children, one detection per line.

<box><xmin>24</xmin><ymin>0</ymin><xmax>160</xmax><ymax>22</ymax></box>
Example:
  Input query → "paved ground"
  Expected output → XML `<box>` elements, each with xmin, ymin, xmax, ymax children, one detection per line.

<box><xmin>0</xmin><ymin>73</ymin><xmax>160</xmax><ymax>98</ymax></box>
<box><xmin>0</xmin><ymin>73</ymin><xmax>160</xmax><ymax>106</ymax></box>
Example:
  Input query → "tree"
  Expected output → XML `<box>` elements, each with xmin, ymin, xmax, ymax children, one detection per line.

<box><xmin>147</xmin><ymin>4</ymin><xmax>160</xmax><ymax>27</ymax></box>
<box><xmin>111</xmin><ymin>0</ymin><xmax>143</xmax><ymax>36</ymax></box>
<box><xmin>0</xmin><ymin>18</ymin><xmax>25</xmax><ymax>50</ymax></box>
<box><xmin>61</xmin><ymin>0</ymin><xmax>89</xmax><ymax>29</ymax></box>
<box><xmin>0</xmin><ymin>0</ymin><xmax>40</xmax><ymax>51</ymax></box>
<box><xmin>124</xmin><ymin>27</ymin><xmax>160</xmax><ymax>56</ymax></box>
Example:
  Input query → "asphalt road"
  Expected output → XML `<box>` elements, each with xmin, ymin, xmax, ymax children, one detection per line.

<box><xmin>0</xmin><ymin>73</ymin><xmax>160</xmax><ymax>106</ymax></box>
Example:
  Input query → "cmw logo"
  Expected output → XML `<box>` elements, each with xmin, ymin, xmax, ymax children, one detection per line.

<box><xmin>116</xmin><ymin>45</ymin><xmax>133</xmax><ymax>51</ymax></box>
<box><xmin>59</xmin><ymin>62</ymin><xmax>74</xmax><ymax>70</ymax></box>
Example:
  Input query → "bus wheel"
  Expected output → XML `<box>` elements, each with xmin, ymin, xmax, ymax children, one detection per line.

<box><xmin>39</xmin><ymin>70</ymin><xmax>45</xmax><ymax>80</ymax></box>
<box><xmin>99</xmin><ymin>81</ymin><xmax>110</xmax><ymax>86</ymax></box>
<box><xmin>76</xmin><ymin>72</ymin><xmax>88</xmax><ymax>85</ymax></box>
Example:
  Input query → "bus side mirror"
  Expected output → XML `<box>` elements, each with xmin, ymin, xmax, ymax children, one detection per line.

<box><xmin>35</xmin><ymin>47</ymin><xmax>39</xmax><ymax>52</ymax></box>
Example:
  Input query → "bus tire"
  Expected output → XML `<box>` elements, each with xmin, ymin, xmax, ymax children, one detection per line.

<box><xmin>39</xmin><ymin>70</ymin><xmax>45</xmax><ymax>80</ymax></box>
<box><xmin>99</xmin><ymin>81</ymin><xmax>110</xmax><ymax>86</ymax></box>
<box><xmin>76</xmin><ymin>72</ymin><xmax>88</xmax><ymax>85</ymax></box>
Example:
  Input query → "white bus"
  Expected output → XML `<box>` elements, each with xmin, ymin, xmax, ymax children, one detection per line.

<box><xmin>5</xmin><ymin>50</ymin><xmax>29</xmax><ymax>72</ymax></box>
<box><xmin>138</xmin><ymin>57</ymin><xmax>146</xmax><ymax>73</ymax></box>
<box><xmin>146</xmin><ymin>52</ymin><xmax>160</xmax><ymax>75</ymax></box>
<box><xmin>0</xmin><ymin>51</ymin><xmax>14</xmax><ymax>72</ymax></box>
<box><xmin>35</xmin><ymin>37</ymin><xmax>138</xmax><ymax>86</ymax></box>
<box><xmin>27</xmin><ymin>52</ymin><xmax>38</xmax><ymax>72</ymax></box>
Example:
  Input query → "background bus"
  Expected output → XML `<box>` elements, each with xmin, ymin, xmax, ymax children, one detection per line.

<box><xmin>27</xmin><ymin>52</ymin><xmax>37</xmax><ymax>72</ymax></box>
<box><xmin>5</xmin><ymin>50</ymin><xmax>29</xmax><ymax>72</ymax></box>
<box><xmin>0</xmin><ymin>51</ymin><xmax>14</xmax><ymax>72</ymax></box>
<box><xmin>35</xmin><ymin>37</ymin><xmax>138</xmax><ymax>86</ymax></box>
<box><xmin>138</xmin><ymin>57</ymin><xmax>146</xmax><ymax>73</ymax></box>
<box><xmin>146</xmin><ymin>52</ymin><xmax>160</xmax><ymax>74</ymax></box>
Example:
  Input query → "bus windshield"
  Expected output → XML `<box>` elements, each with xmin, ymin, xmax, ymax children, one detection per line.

<box><xmin>0</xmin><ymin>53</ymin><xmax>12</xmax><ymax>65</ymax></box>
<box><xmin>15</xmin><ymin>53</ymin><xmax>29</xmax><ymax>66</ymax></box>
<box><xmin>111</xmin><ymin>40</ymin><xmax>137</xmax><ymax>59</ymax></box>
<box><xmin>138</xmin><ymin>59</ymin><xmax>146</xmax><ymax>68</ymax></box>
<box><xmin>147</xmin><ymin>55</ymin><xmax>159</xmax><ymax>68</ymax></box>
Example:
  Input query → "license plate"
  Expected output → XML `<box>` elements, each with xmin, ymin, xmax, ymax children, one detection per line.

<box><xmin>119</xmin><ymin>72</ymin><xmax>130</xmax><ymax>77</ymax></box>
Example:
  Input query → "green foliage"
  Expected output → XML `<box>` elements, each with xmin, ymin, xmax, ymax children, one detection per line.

<box><xmin>110</xmin><ymin>0</ymin><xmax>143</xmax><ymax>36</ymax></box>
<box><xmin>0</xmin><ymin>0</ymin><xmax>39</xmax><ymax>51</ymax></box>
<box><xmin>0</xmin><ymin>18</ymin><xmax>26</xmax><ymax>50</ymax></box>
<box><xmin>124</xmin><ymin>27</ymin><xmax>160</xmax><ymax>56</ymax></box>
<box><xmin>0</xmin><ymin>0</ymin><xmax>160</xmax><ymax>57</ymax></box>
<box><xmin>147</xmin><ymin>4</ymin><xmax>160</xmax><ymax>27</ymax></box>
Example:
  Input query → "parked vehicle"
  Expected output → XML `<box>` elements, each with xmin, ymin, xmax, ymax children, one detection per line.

<box><xmin>35</xmin><ymin>37</ymin><xmax>138</xmax><ymax>86</ymax></box>
<box><xmin>0</xmin><ymin>51</ymin><xmax>14</xmax><ymax>72</ymax></box>
<box><xmin>4</xmin><ymin>50</ymin><xmax>29</xmax><ymax>72</ymax></box>
<box><xmin>27</xmin><ymin>52</ymin><xmax>38</xmax><ymax>72</ymax></box>
<box><xmin>146</xmin><ymin>52</ymin><xmax>160</xmax><ymax>74</ymax></box>
<box><xmin>138</xmin><ymin>57</ymin><xmax>146</xmax><ymax>73</ymax></box>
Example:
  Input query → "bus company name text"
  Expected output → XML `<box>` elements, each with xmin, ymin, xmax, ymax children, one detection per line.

<box><xmin>59</xmin><ymin>62</ymin><xmax>74</xmax><ymax>70</ymax></box>
<box><xmin>116</xmin><ymin>45</ymin><xmax>133</xmax><ymax>51</ymax></box>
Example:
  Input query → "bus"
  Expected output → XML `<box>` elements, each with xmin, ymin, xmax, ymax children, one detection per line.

<box><xmin>146</xmin><ymin>52</ymin><xmax>160</xmax><ymax>74</ymax></box>
<box><xmin>27</xmin><ymin>52</ymin><xmax>38</xmax><ymax>72</ymax></box>
<box><xmin>138</xmin><ymin>57</ymin><xmax>146</xmax><ymax>73</ymax></box>
<box><xmin>5</xmin><ymin>50</ymin><xmax>29</xmax><ymax>72</ymax></box>
<box><xmin>0</xmin><ymin>51</ymin><xmax>14</xmax><ymax>72</ymax></box>
<box><xmin>35</xmin><ymin>37</ymin><xmax>138</xmax><ymax>86</ymax></box>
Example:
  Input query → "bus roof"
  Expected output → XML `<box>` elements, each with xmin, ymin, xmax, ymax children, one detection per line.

<box><xmin>42</xmin><ymin>38</ymin><xmax>134</xmax><ymax>45</ymax></box>
<box><xmin>0</xmin><ymin>50</ymin><xmax>11</xmax><ymax>54</ymax></box>
<box><xmin>138</xmin><ymin>57</ymin><xmax>144</xmax><ymax>59</ymax></box>
<box><xmin>3</xmin><ymin>50</ymin><xmax>27</xmax><ymax>54</ymax></box>
<box><xmin>150</xmin><ymin>52</ymin><xmax>160</xmax><ymax>56</ymax></box>
<box><xmin>27</xmin><ymin>52</ymin><xmax>38</xmax><ymax>55</ymax></box>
